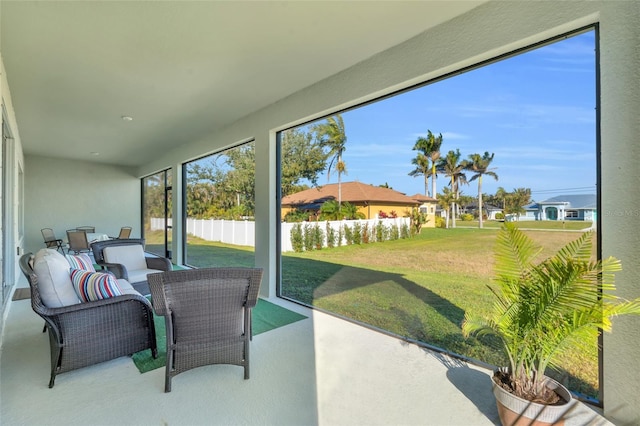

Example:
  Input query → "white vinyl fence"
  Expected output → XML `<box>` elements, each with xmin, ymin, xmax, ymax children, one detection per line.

<box><xmin>150</xmin><ymin>217</ymin><xmax>410</xmax><ymax>252</ymax></box>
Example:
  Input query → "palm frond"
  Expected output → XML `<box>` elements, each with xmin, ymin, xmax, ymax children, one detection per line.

<box><xmin>461</xmin><ymin>223</ymin><xmax>640</xmax><ymax>401</ymax></box>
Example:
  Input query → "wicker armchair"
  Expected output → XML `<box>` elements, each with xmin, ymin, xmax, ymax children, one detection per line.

<box><xmin>90</xmin><ymin>238</ymin><xmax>171</xmax><ymax>284</ymax></box>
<box><xmin>148</xmin><ymin>267</ymin><xmax>263</xmax><ymax>392</ymax></box>
<box><xmin>19</xmin><ymin>253</ymin><xmax>157</xmax><ymax>388</ymax></box>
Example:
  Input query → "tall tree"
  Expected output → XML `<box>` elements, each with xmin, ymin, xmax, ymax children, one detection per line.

<box><xmin>505</xmin><ymin>187</ymin><xmax>532</xmax><ymax>220</ymax></box>
<box><xmin>410</xmin><ymin>130</ymin><xmax>443</xmax><ymax>197</ymax></box>
<box><xmin>280</xmin><ymin>128</ymin><xmax>327</xmax><ymax>197</ymax></box>
<box><xmin>467</xmin><ymin>152</ymin><xmax>498</xmax><ymax>228</ymax></box>
<box><xmin>408</xmin><ymin>153</ymin><xmax>430</xmax><ymax>196</ymax></box>
<box><xmin>437</xmin><ymin>187</ymin><xmax>456</xmax><ymax>228</ymax></box>
<box><xmin>437</xmin><ymin>149</ymin><xmax>468</xmax><ymax>228</ymax></box>
<box><xmin>495</xmin><ymin>186</ymin><xmax>508</xmax><ymax>210</ymax></box>
<box><xmin>313</xmin><ymin>114</ymin><xmax>347</xmax><ymax>209</ymax></box>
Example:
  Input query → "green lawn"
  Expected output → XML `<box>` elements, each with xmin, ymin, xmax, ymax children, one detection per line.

<box><xmin>145</xmin><ymin>221</ymin><xmax>599</xmax><ymax>398</ymax></box>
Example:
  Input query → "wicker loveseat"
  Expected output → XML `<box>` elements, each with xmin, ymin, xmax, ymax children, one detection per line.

<box><xmin>19</xmin><ymin>250</ymin><xmax>157</xmax><ymax>387</ymax></box>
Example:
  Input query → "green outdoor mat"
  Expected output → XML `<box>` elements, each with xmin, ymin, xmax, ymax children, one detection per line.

<box><xmin>132</xmin><ymin>298</ymin><xmax>307</xmax><ymax>373</ymax></box>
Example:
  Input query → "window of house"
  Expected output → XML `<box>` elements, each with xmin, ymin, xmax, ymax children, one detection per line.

<box><xmin>277</xmin><ymin>28</ymin><xmax>598</xmax><ymax>398</ymax></box>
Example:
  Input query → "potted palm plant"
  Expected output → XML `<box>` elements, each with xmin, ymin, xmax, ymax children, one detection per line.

<box><xmin>462</xmin><ymin>223</ymin><xmax>640</xmax><ymax>425</ymax></box>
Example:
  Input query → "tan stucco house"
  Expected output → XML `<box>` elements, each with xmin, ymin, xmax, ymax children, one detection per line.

<box><xmin>281</xmin><ymin>181</ymin><xmax>420</xmax><ymax>220</ymax></box>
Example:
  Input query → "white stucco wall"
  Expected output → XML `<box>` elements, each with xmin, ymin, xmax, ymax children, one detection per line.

<box><xmin>24</xmin><ymin>155</ymin><xmax>141</xmax><ymax>254</ymax></box>
<box><xmin>598</xmin><ymin>4</ymin><xmax>640</xmax><ymax>423</ymax></box>
<box><xmin>1</xmin><ymin>54</ymin><xmax>25</xmax><ymax>326</ymax></box>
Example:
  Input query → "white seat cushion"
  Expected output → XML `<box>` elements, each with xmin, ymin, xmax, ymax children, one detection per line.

<box><xmin>116</xmin><ymin>278</ymin><xmax>140</xmax><ymax>297</ymax></box>
<box><xmin>127</xmin><ymin>268</ymin><xmax>163</xmax><ymax>284</ymax></box>
<box><xmin>103</xmin><ymin>244</ymin><xmax>148</xmax><ymax>272</ymax></box>
<box><xmin>33</xmin><ymin>249</ymin><xmax>81</xmax><ymax>307</ymax></box>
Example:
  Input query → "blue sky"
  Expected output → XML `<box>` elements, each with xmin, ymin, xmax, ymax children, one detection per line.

<box><xmin>311</xmin><ymin>30</ymin><xmax>596</xmax><ymax>203</ymax></box>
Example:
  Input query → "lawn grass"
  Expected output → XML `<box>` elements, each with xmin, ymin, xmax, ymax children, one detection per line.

<box><xmin>145</xmin><ymin>223</ymin><xmax>599</xmax><ymax>398</ymax></box>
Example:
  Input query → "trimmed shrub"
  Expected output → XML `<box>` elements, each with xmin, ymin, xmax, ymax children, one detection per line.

<box><xmin>313</xmin><ymin>224</ymin><xmax>324</xmax><ymax>250</ymax></box>
<box><xmin>326</xmin><ymin>223</ymin><xmax>336</xmax><ymax>248</ymax></box>
<box><xmin>389</xmin><ymin>224</ymin><xmax>400</xmax><ymax>240</ymax></box>
<box><xmin>352</xmin><ymin>222</ymin><xmax>362</xmax><ymax>245</ymax></box>
<box><xmin>362</xmin><ymin>223</ymin><xmax>371</xmax><ymax>244</ymax></box>
<box><xmin>291</xmin><ymin>223</ymin><xmax>304</xmax><ymax>252</ymax></box>
<box><xmin>344</xmin><ymin>224</ymin><xmax>354</xmax><ymax>245</ymax></box>
<box><xmin>303</xmin><ymin>224</ymin><xmax>314</xmax><ymax>251</ymax></box>
<box><xmin>400</xmin><ymin>223</ymin><xmax>411</xmax><ymax>239</ymax></box>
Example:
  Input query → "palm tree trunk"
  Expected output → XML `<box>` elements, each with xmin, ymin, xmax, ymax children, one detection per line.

<box><xmin>478</xmin><ymin>176</ymin><xmax>483</xmax><ymax>228</ymax></box>
<box><xmin>338</xmin><ymin>172</ymin><xmax>342</xmax><ymax>212</ymax></box>
<box><xmin>451</xmin><ymin>176</ymin><xmax>457</xmax><ymax>228</ymax></box>
<box><xmin>431</xmin><ymin>164</ymin><xmax>437</xmax><ymax>200</ymax></box>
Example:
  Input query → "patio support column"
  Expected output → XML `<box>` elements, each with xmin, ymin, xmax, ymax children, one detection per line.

<box><xmin>253</xmin><ymin>131</ymin><xmax>276</xmax><ymax>298</ymax></box>
<box><xmin>599</xmin><ymin>3</ymin><xmax>640</xmax><ymax>424</ymax></box>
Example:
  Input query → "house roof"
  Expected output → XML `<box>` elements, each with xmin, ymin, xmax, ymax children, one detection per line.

<box><xmin>462</xmin><ymin>201</ymin><xmax>501</xmax><ymax>211</ymax></box>
<box><xmin>410</xmin><ymin>194</ymin><xmax>438</xmax><ymax>203</ymax></box>
<box><xmin>525</xmin><ymin>194</ymin><xmax>596</xmax><ymax>210</ymax></box>
<box><xmin>282</xmin><ymin>182</ymin><xmax>420</xmax><ymax>206</ymax></box>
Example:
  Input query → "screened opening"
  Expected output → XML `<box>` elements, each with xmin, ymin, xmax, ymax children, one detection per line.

<box><xmin>142</xmin><ymin>169</ymin><xmax>172</xmax><ymax>258</ymax></box>
<box><xmin>183</xmin><ymin>141</ymin><xmax>256</xmax><ymax>268</ymax></box>
<box><xmin>278</xmin><ymin>29</ymin><xmax>599</xmax><ymax>399</ymax></box>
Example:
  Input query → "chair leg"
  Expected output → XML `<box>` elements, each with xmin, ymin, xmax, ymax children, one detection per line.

<box><xmin>165</xmin><ymin>377</ymin><xmax>171</xmax><ymax>393</ymax></box>
<box><xmin>244</xmin><ymin>335</ymin><xmax>250</xmax><ymax>380</ymax></box>
<box><xmin>164</xmin><ymin>348</ymin><xmax>173</xmax><ymax>393</ymax></box>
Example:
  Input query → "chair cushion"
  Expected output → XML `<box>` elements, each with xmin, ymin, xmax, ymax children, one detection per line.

<box><xmin>33</xmin><ymin>249</ymin><xmax>81</xmax><ymax>307</ymax></box>
<box><xmin>70</xmin><ymin>269</ymin><xmax>123</xmax><ymax>302</ymax></box>
<box><xmin>116</xmin><ymin>278</ymin><xmax>141</xmax><ymax>297</ymax></box>
<box><xmin>65</xmin><ymin>253</ymin><xmax>96</xmax><ymax>272</ymax></box>
<box><xmin>103</xmin><ymin>244</ymin><xmax>147</xmax><ymax>272</ymax></box>
<box><xmin>127</xmin><ymin>268</ymin><xmax>163</xmax><ymax>284</ymax></box>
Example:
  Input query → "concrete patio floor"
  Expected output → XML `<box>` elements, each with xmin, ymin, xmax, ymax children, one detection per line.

<box><xmin>1</xmin><ymin>279</ymin><xmax>611</xmax><ymax>425</ymax></box>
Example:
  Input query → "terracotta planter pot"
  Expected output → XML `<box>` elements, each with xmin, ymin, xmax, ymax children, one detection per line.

<box><xmin>492</xmin><ymin>374</ymin><xmax>575</xmax><ymax>426</ymax></box>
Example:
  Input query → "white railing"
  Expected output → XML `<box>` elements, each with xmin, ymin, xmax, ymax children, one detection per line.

<box><xmin>150</xmin><ymin>217</ymin><xmax>410</xmax><ymax>252</ymax></box>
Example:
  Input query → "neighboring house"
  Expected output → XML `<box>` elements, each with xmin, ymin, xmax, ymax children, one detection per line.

<box><xmin>512</xmin><ymin>194</ymin><xmax>596</xmax><ymax>222</ymax></box>
<box><xmin>460</xmin><ymin>201</ymin><xmax>503</xmax><ymax>220</ymax></box>
<box><xmin>410</xmin><ymin>194</ymin><xmax>438</xmax><ymax>228</ymax></box>
<box><xmin>281</xmin><ymin>181</ymin><xmax>420</xmax><ymax>220</ymax></box>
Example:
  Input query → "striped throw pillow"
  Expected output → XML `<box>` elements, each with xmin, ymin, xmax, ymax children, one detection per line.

<box><xmin>66</xmin><ymin>253</ymin><xmax>96</xmax><ymax>272</ymax></box>
<box><xmin>70</xmin><ymin>269</ymin><xmax>122</xmax><ymax>302</ymax></box>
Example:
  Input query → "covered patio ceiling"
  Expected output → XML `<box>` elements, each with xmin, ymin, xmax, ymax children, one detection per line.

<box><xmin>1</xmin><ymin>1</ymin><xmax>487</xmax><ymax>167</ymax></box>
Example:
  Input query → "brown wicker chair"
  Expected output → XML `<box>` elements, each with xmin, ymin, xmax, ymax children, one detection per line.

<box><xmin>19</xmin><ymin>253</ymin><xmax>157</xmax><ymax>388</ymax></box>
<box><xmin>113</xmin><ymin>226</ymin><xmax>132</xmax><ymax>239</ymax></box>
<box><xmin>66</xmin><ymin>229</ymin><xmax>90</xmax><ymax>254</ymax></box>
<box><xmin>148</xmin><ymin>267</ymin><xmax>263</xmax><ymax>392</ymax></box>
<box><xmin>41</xmin><ymin>228</ymin><xmax>64</xmax><ymax>252</ymax></box>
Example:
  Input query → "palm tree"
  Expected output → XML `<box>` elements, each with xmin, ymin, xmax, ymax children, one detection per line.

<box><xmin>408</xmin><ymin>153</ymin><xmax>430</xmax><ymax>196</ymax></box>
<box><xmin>313</xmin><ymin>114</ymin><xmax>347</xmax><ymax>210</ymax></box>
<box><xmin>437</xmin><ymin>187</ymin><xmax>456</xmax><ymax>228</ymax></box>
<box><xmin>505</xmin><ymin>187</ymin><xmax>532</xmax><ymax>221</ymax></box>
<box><xmin>467</xmin><ymin>152</ymin><xmax>498</xmax><ymax>229</ymax></box>
<box><xmin>410</xmin><ymin>130</ymin><xmax>443</xmax><ymax>198</ymax></box>
<box><xmin>495</xmin><ymin>186</ymin><xmax>508</xmax><ymax>210</ymax></box>
<box><xmin>437</xmin><ymin>149</ymin><xmax>468</xmax><ymax>228</ymax></box>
